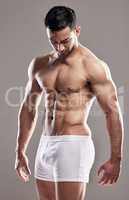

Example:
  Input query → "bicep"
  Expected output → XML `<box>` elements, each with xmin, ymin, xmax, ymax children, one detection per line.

<box><xmin>90</xmin><ymin>60</ymin><xmax>119</xmax><ymax>114</ymax></box>
<box><xmin>23</xmin><ymin>79</ymin><xmax>43</xmax><ymax>108</ymax></box>
<box><xmin>23</xmin><ymin>59</ymin><xmax>43</xmax><ymax>110</ymax></box>
<box><xmin>93</xmin><ymin>79</ymin><xmax>118</xmax><ymax>114</ymax></box>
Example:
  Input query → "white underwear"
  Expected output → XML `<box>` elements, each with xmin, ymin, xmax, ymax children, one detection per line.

<box><xmin>34</xmin><ymin>134</ymin><xmax>95</xmax><ymax>183</ymax></box>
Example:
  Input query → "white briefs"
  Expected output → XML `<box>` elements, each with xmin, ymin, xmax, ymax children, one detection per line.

<box><xmin>34</xmin><ymin>134</ymin><xmax>95</xmax><ymax>183</ymax></box>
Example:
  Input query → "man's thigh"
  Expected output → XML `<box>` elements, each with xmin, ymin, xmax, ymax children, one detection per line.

<box><xmin>35</xmin><ymin>179</ymin><xmax>87</xmax><ymax>200</ymax></box>
<box><xmin>56</xmin><ymin>182</ymin><xmax>87</xmax><ymax>200</ymax></box>
<box><xmin>35</xmin><ymin>179</ymin><xmax>56</xmax><ymax>200</ymax></box>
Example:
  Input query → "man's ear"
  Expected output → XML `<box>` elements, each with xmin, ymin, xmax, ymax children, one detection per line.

<box><xmin>75</xmin><ymin>25</ymin><xmax>81</xmax><ymax>37</ymax></box>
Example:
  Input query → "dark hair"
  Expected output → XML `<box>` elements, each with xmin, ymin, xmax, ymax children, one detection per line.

<box><xmin>44</xmin><ymin>6</ymin><xmax>77</xmax><ymax>31</ymax></box>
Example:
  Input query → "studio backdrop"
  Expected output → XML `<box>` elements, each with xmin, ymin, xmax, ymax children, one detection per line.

<box><xmin>0</xmin><ymin>0</ymin><xmax>128</xmax><ymax>200</ymax></box>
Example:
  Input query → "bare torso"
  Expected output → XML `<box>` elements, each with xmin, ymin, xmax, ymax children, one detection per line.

<box><xmin>36</xmin><ymin>45</ymin><xmax>96</xmax><ymax>136</ymax></box>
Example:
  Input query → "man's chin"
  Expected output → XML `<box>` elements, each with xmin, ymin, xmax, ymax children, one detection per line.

<box><xmin>59</xmin><ymin>51</ymin><xmax>69</xmax><ymax>57</ymax></box>
<box><xmin>59</xmin><ymin>51</ymin><xmax>65</xmax><ymax>56</ymax></box>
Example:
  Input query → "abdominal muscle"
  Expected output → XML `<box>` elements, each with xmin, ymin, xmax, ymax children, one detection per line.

<box><xmin>44</xmin><ymin>92</ymin><xmax>91</xmax><ymax>136</ymax></box>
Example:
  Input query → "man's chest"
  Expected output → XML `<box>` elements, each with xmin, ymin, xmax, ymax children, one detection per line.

<box><xmin>37</xmin><ymin>58</ymin><xmax>89</xmax><ymax>94</ymax></box>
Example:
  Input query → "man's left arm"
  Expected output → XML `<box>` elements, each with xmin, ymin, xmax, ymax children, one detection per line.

<box><xmin>87</xmin><ymin>59</ymin><xmax>124</xmax><ymax>185</ymax></box>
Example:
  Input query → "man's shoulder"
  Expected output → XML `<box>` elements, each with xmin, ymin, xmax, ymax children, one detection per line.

<box><xmin>80</xmin><ymin>46</ymin><xmax>111</xmax><ymax>82</ymax></box>
<box><xmin>78</xmin><ymin>44</ymin><xmax>98</xmax><ymax>59</ymax></box>
<box><xmin>28</xmin><ymin>52</ymin><xmax>53</xmax><ymax>77</ymax></box>
<box><xmin>86</xmin><ymin>57</ymin><xmax>111</xmax><ymax>84</ymax></box>
<box><xmin>79</xmin><ymin>45</ymin><xmax>103</xmax><ymax>67</ymax></box>
<box><xmin>33</xmin><ymin>52</ymin><xmax>52</xmax><ymax>70</ymax></box>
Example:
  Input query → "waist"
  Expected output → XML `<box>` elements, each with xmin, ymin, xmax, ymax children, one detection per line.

<box><xmin>40</xmin><ymin>133</ymin><xmax>92</xmax><ymax>142</ymax></box>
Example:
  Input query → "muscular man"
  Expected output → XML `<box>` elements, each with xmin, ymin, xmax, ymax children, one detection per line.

<box><xmin>15</xmin><ymin>6</ymin><xmax>124</xmax><ymax>200</ymax></box>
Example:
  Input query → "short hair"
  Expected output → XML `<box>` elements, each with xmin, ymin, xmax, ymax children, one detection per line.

<box><xmin>44</xmin><ymin>6</ymin><xmax>77</xmax><ymax>31</ymax></box>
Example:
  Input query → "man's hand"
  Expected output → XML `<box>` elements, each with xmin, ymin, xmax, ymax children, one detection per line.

<box><xmin>15</xmin><ymin>152</ymin><xmax>31</xmax><ymax>182</ymax></box>
<box><xmin>97</xmin><ymin>159</ymin><xmax>121</xmax><ymax>186</ymax></box>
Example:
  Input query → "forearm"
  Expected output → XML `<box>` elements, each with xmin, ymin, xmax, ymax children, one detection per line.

<box><xmin>15</xmin><ymin>103</ymin><xmax>38</xmax><ymax>155</ymax></box>
<box><xmin>106</xmin><ymin>109</ymin><xmax>124</xmax><ymax>162</ymax></box>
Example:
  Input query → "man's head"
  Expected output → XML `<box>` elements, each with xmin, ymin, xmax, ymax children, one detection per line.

<box><xmin>44</xmin><ymin>6</ymin><xmax>81</xmax><ymax>56</ymax></box>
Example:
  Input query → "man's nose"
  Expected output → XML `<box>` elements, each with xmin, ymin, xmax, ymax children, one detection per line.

<box><xmin>57</xmin><ymin>43</ymin><xmax>65</xmax><ymax>52</ymax></box>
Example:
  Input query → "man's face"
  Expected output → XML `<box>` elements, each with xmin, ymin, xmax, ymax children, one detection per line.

<box><xmin>46</xmin><ymin>26</ymin><xmax>80</xmax><ymax>56</ymax></box>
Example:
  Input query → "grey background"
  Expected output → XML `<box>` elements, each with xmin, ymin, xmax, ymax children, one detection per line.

<box><xmin>0</xmin><ymin>0</ymin><xmax>128</xmax><ymax>199</ymax></box>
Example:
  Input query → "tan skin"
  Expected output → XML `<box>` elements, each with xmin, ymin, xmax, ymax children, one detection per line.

<box><xmin>15</xmin><ymin>26</ymin><xmax>123</xmax><ymax>200</ymax></box>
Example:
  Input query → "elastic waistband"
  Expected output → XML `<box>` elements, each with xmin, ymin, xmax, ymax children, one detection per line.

<box><xmin>40</xmin><ymin>134</ymin><xmax>92</xmax><ymax>142</ymax></box>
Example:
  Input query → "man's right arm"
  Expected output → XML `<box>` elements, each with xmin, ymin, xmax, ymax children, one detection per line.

<box><xmin>15</xmin><ymin>58</ymin><xmax>43</xmax><ymax>182</ymax></box>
